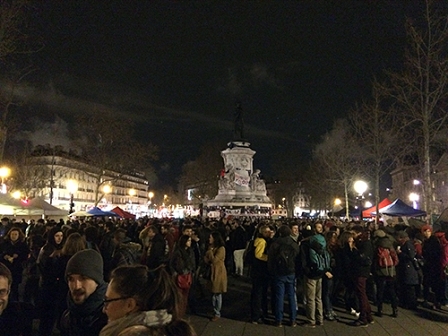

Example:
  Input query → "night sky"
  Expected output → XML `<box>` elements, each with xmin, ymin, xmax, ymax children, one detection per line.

<box><xmin>20</xmin><ymin>1</ymin><xmax>420</xmax><ymax>186</ymax></box>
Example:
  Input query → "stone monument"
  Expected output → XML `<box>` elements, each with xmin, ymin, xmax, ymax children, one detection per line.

<box><xmin>204</xmin><ymin>103</ymin><xmax>272</xmax><ymax>217</ymax></box>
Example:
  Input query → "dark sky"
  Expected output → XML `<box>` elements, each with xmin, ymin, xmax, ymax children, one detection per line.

<box><xmin>21</xmin><ymin>1</ymin><xmax>420</xmax><ymax>186</ymax></box>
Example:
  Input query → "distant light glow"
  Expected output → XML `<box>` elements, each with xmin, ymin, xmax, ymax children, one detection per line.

<box><xmin>11</xmin><ymin>191</ymin><xmax>21</xmax><ymax>199</ymax></box>
<box><xmin>354</xmin><ymin>180</ymin><xmax>368</xmax><ymax>195</ymax></box>
<box><xmin>409</xmin><ymin>193</ymin><xmax>419</xmax><ymax>202</ymax></box>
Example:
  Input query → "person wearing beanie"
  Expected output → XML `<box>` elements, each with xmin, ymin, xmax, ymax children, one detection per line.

<box><xmin>59</xmin><ymin>249</ymin><xmax>108</xmax><ymax>336</ymax></box>
<box><xmin>421</xmin><ymin>224</ymin><xmax>444</xmax><ymax>309</ymax></box>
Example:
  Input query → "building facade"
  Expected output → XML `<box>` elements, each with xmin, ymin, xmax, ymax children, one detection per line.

<box><xmin>26</xmin><ymin>155</ymin><xmax>150</xmax><ymax>216</ymax></box>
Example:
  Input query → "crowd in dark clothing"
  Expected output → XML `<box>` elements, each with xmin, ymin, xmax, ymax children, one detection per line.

<box><xmin>0</xmin><ymin>214</ymin><xmax>447</xmax><ymax>334</ymax></box>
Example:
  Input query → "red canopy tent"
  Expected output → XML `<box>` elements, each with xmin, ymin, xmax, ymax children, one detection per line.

<box><xmin>362</xmin><ymin>198</ymin><xmax>392</xmax><ymax>218</ymax></box>
<box><xmin>111</xmin><ymin>206</ymin><xmax>136</xmax><ymax>219</ymax></box>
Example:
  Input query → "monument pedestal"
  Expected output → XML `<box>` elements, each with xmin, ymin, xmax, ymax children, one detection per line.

<box><xmin>204</xmin><ymin>141</ymin><xmax>272</xmax><ymax>217</ymax></box>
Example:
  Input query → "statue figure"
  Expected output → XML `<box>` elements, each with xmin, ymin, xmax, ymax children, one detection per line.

<box><xmin>250</xmin><ymin>169</ymin><xmax>266</xmax><ymax>192</ymax></box>
<box><xmin>219</xmin><ymin>164</ymin><xmax>235</xmax><ymax>190</ymax></box>
<box><xmin>233</xmin><ymin>102</ymin><xmax>244</xmax><ymax>140</ymax></box>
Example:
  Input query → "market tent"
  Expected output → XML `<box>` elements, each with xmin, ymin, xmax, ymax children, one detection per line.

<box><xmin>69</xmin><ymin>210</ymin><xmax>93</xmax><ymax>217</ymax></box>
<box><xmin>328</xmin><ymin>205</ymin><xmax>358</xmax><ymax>217</ymax></box>
<box><xmin>362</xmin><ymin>198</ymin><xmax>392</xmax><ymax>218</ymax></box>
<box><xmin>87</xmin><ymin>206</ymin><xmax>119</xmax><ymax>217</ymax></box>
<box><xmin>376</xmin><ymin>198</ymin><xmax>426</xmax><ymax>217</ymax></box>
<box><xmin>0</xmin><ymin>194</ymin><xmax>43</xmax><ymax>216</ymax></box>
<box><xmin>28</xmin><ymin>197</ymin><xmax>68</xmax><ymax>216</ymax></box>
<box><xmin>111</xmin><ymin>206</ymin><xmax>136</xmax><ymax>219</ymax></box>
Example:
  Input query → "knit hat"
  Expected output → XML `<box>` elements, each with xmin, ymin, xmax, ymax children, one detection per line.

<box><xmin>65</xmin><ymin>249</ymin><xmax>104</xmax><ymax>284</ymax></box>
<box><xmin>374</xmin><ymin>229</ymin><xmax>386</xmax><ymax>238</ymax></box>
<box><xmin>421</xmin><ymin>224</ymin><xmax>432</xmax><ymax>234</ymax></box>
<box><xmin>396</xmin><ymin>230</ymin><xmax>408</xmax><ymax>239</ymax></box>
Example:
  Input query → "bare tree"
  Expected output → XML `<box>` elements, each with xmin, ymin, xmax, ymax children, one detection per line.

<box><xmin>384</xmin><ymin>0</ymin><xmax>448</xmax><ymax>215</ymax></box>
<box><xmin>313</xmin><ymin>119</ymin><xmax>366</xmax><ymax>218</ymax></box>
<box><xmin>0</xmin><ymin>0</ymin><xmax>42</xmax><ymax>162</ymax></box>
<box><xmin>74</xmin><ymin>106</ymin><xmax>158</xmax><ymax>205</ymax></box>
<box><xmin>178</xmin><ymin>142</ymin><xmax>223</xmax><ymax>204</ymax></box>
<box><xmin>301</xmin><ymin>160</ymin><xmax>337</xmax><ymax>217</ymax></box>
<box><xmin>348</xmin><ymin>82</ymin><xmax>405</xmax><ymax>223</ymax></box>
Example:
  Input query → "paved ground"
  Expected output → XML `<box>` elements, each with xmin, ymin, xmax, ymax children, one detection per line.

<box><xmin>186</xmin><ymin>275</ymin><xmax>448</xmax><ymax>336</ymax></box>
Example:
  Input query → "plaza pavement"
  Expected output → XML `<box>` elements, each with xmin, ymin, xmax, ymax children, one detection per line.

<box><xmin>187</xmin><ymin>275</ymin><xmax>448</xmax><ymax>336</ymax></box>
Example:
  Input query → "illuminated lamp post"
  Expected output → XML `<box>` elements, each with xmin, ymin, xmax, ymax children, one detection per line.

<box><xmin>0</xmin><ymin>166</ymin><xmax>11</xmax><ymax>194</ymax></box>
<box><xmin>353</xmin><ymin>180</ymin><xmax>368</xmax><ymax>218</ymax></box>
<box><xmin>148</xmin><ymin>191</ymin><xmax>154</xmax><ymax>214</ymax></box>
<box><xmin>409</xmin><ymin>192</ymin><xmax>419</xmax><ymax>209</ymax></box>
<box><xmin>103</xmin><ymin>185</ymin><xmax>112</xmax><ymax>204</ymax></box>
<box><xmin>67</xmin><ymin>179</ymin><xmax>78</xmax><ymax>214</ymax></box>
<box><xmin>128</xmin><ymin>188</ymin><xmax>136</xmax><ymax>211</ymax></box>
<box><xmin>333</xmin><ymin>198</ymin><xmax>342</xmax><ymax>217</ymax></box>
<box><xmin>11</xmin><ymin>191</ymin><xmax>21</xmax><ymax>199</ymax></box>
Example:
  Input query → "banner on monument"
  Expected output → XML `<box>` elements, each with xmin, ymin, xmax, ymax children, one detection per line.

<box><xmin>226</xmin><ymin>209</ymin><xmax>241</xmax><ymax>215</ymax></box>
<box><xmin>234</xmin><ymin>172</ymin><xmax>249</xmax><ymax>187</ymax></box>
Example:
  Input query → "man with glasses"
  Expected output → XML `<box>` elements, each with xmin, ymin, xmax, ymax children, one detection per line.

<box><xmin>0</xmin><ymin>262</ymin><xmax>33</xmax><ymax>335</ymax></box>
<box><xmin>59</xmin><ymin>249</ymin><xmax>108</xmax><ymax>336</ymax></box>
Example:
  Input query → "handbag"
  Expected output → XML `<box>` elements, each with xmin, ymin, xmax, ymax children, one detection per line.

<box><xmin>176</xmin><ymin>273</ymin><xmax>192</xmax><ymax>289</ymax></box>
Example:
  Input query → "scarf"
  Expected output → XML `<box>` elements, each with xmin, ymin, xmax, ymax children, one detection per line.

<box><xmin>99</xmin><ymin>309</ymin><xmax>172</xmax><ymax>336</ymax></box>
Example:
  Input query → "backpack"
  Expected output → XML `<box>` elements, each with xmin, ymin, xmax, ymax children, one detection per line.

<box><xmin>275</xmin><ymin>242</ymin><xmax>297</xmax><ymax>275</ymax></box>
<box><xmin>309</xmin><ymin>247</ymin><xmax>329</xmax><ymax>274</ymax></box>
<box><xmin>377</xmin><ymin>246</ymin><xmax>398</xmax><ymax>268</ymax></box>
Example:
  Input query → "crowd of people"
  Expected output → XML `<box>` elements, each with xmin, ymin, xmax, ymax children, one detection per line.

<box><xmin>0</xmin><ymin>214</ymin><xmax>447</xmax><ymax>334</ymax></box>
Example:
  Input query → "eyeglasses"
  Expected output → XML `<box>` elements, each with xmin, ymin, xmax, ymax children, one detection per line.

<box><xmin>0</xmin><ymin>288</ymin><xmax>10</xmax><ymax>297</ymax></box>
<box><xmin>102</xmin><ymin>297</ymin><xmax>130</xmax><ymax>305</ymax></box>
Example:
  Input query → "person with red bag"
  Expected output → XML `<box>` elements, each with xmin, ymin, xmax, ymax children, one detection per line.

<box><xmin>170</xmin><ymin>235</ymin><xmax>196</xmax><ymax>317</ymax></box>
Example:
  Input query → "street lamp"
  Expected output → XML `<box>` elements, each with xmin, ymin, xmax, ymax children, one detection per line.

<box><xmin>354</xmin><ymin>180</ymin><xmax>368</xmax><ymax>195</ymax></box>
<box><xmin>409</xmin><ymin>192</ymin><xmax>419</xmax><ymax>209</ymax></box>
<box><xmin>0</xmin><ymin>166</ymin><xmax>11</xmax><ymax>194</ymax></box>
<box><xmin>353</xmin><ymin>180</ymin><xmax>368</xmax><ymax>218</ymax></box>
<box><xmin>67</xmin><ymin>179</ymin><xmax>78</xmax><ymax>214</ymax></box>
<box><xmin>103</xmin><ymin>185</ymin><xmax>112</xmax><ymax>204</ymax></box>
<box><xmin>11</xmin><ymin>191</ymin><xmax>21</xmax><ymax>199</ymax></box>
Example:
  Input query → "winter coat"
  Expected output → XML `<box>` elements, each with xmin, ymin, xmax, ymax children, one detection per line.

<box><xmin>0</xmin><ymin>301</ymin><xmax>34</xmax><ymax>336</ymax></box>
<box><xmin>111</xmin><ymin>242</ymin><xmax>142</xmax><ymax>269</ymax></box>
<box><xmin>435</xmin><ymin>231</ymin><xmax>448</xmax><ymax>279</ymax></box>
<box><xmin>300</xmin><ymin>236</ymin><xmax>329</xmax><ymax>279</ymax></box>
<box><xmin>59</xmin><ymin>282</ymin><xmax>108</xmax><ymax>336</ymax></box>
<box><xmin>250</xmin><ymin>237</ymin><xmax>269</xmax><ymax>278</ymax></box>
<box><xmin>397</xmin><ymin>239</ymin><xmax>419</xmax><ymax>285</ymax></box>
<box><xmin>170</xmin><ymin>247</ymin><xmax>196</xmax><ymax>275</ymax></box>
<box><xmin>347</xmin><ymin>238</ymin><xmax>374</xmax><ymax>278</ymax></box>
<box><xmin>204</xmin><ymin>246</ymin><xmax>227</xmax><ymax>293</ymax></box>
<box><xmin>146</xmin><ymin>234</ymin><xmax>167</xmax><ymax>270</ymax></box>
<box><xmin>268</xmin><ymin>236</ymin><xmax>300</xmax><ymax>277</ymax></box>
<box><xmin>0</xmin><ymin>239</ymin><xmax>29</xmax><ymax>283</ymax></box>
<box><xmin>422</xmin><ymin>234</ymin><xmax>442</xmax><ymax>276</ymax></box>
<box><xmin>373</xmin><ymin>236</ymin><xmax>398</xmax><ymax>278</ymax></box>
<box><xmin>230</xmin><ymin>226</ymin><xmax>248</xmax><ymax>251</ymax></box>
